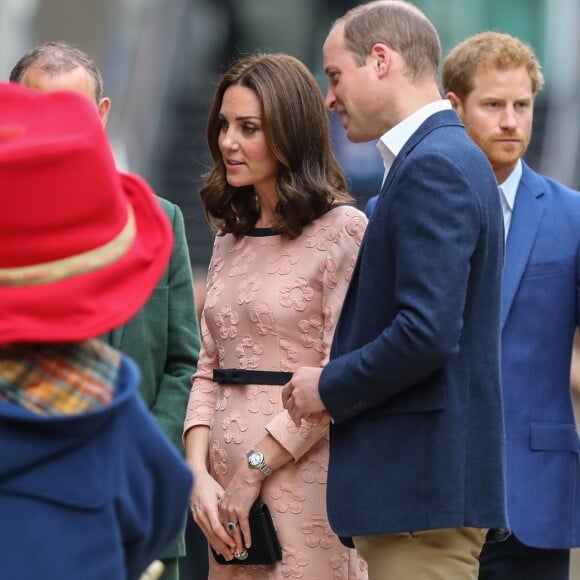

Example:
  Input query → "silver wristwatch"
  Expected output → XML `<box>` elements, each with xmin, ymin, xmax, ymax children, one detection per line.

<box><xmin>247</xmin><ymin>450</ymin><xmax>273</xmax><ymax>476</ymax></box>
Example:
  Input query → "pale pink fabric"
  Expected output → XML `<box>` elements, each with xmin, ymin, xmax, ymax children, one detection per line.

<box><xmin>185</xmin><ymin>205</ymin><xmax>368</xmax><ymax>579</ymax></box>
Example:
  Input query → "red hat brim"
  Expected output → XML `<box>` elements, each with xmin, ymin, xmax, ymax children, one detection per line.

<box><xmin>0</xmin><ymin>171</ymin><xmax>173</xmax><ymax>343</ymax></box>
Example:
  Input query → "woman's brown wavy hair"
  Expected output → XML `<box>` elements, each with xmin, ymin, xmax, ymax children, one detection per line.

<box><xmin>200</xmin><ymin>53</ymin><xmax>352</xmax><ymax>239</ymax></box>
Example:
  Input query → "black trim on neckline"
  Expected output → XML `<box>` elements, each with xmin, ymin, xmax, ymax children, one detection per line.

<box><xmin>247</xmin><ymin>227</ymin><xmax>279</xmax><ymax>237</ymax></box>
<box><xmin>246</xmin><ymin>204</ymin><xmax>350</xmax><ymax>237</ymax></box>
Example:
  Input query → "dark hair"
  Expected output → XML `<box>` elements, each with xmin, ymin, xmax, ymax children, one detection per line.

<box><xmin>337</xmin><ymin>0</ymin><xmax>441</xmax><ymax>83</ymax></box>
<box><xmin>201</xmin><ymin>53</ymin><xmax>352</xmax><ymax>239</ymax></box>
<box><xmin>10</xmin><ymin>41</ymin><xmax>104</xmax><ymax>103</ymax></box>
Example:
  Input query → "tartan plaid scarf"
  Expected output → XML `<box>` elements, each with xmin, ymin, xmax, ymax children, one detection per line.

<box><xmin>0</xmin><ymin>339</ymin><xmax>120</xmax><ymax>415</ymax></box>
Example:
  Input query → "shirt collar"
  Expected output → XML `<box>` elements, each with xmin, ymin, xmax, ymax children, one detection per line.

<box><xmin>498</xmin><ymin>159</ymin><xmax>522</xmax><ymax>211</ymax></box>
<box><xmin>376</xmin><ymin>99</ymin><xmax>452</xmax><ymax>167</ymax></box>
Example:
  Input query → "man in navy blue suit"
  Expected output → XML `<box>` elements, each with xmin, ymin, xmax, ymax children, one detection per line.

<box><xmin>443</xmin><ymin>31</ymin><xmax>580</xmax><ymax>580</ymax></box>
<box><xmin>282</xmin><ymin>2</ymin><xmax>508</xmax><ymax>578</ymax></box>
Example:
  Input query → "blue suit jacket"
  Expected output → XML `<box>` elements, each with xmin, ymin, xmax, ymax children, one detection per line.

<box><xmin>500</xmin><ymin>162</ymin><xmax>580</xmax><ymax>549</ymax></box>
<box><xmin>363</xmin><ymin>194</ymin><xmax>378</xmax><ymax>218</ymax></box>
<box><xmin>319</xmin><ymin>110</ymin><xmax>508</xmax><ymax>544</ymax></box>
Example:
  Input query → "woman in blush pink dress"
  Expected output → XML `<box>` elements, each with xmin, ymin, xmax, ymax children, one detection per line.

<box><xmin>184</xmin><ymin>53</ymin><xmax>368</xmax><ymax>580</ymax></box>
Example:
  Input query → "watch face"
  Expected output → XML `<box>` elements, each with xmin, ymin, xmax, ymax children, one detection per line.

<box><xmin>248</xmin><ymin>451</ymin><xmax>262</xmax><ymax>466</ymax></box>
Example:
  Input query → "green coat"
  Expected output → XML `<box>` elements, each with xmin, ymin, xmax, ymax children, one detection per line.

<box><xmin>102</xmin><ymin>197</ymin><xmax>200</xmax><ymax>560</ymax></box>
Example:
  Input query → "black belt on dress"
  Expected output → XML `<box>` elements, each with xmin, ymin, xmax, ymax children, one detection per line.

<box><xmin>213</xmin><ymin>369</ymin><xmax>293</xmax><ymax>385</ymax></box>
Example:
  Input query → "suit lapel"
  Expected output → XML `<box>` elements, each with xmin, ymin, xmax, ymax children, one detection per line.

<box><xmin>501</xmin><ymin>164</ymin><xmax>545</xmax><ymax>328</ymax></box>
<box><xmin>360</xmin><ymin>110</ymin><xmax>463</xmax><ymax>261</ymax></box>
<box><xmin>380</xmin><ymin>110</ymin><xmax>463</xmax><ymax>197</ymax></box>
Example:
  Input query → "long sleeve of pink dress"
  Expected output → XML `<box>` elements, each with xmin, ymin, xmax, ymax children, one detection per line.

<box><xmin>184</xmin><ymin>205</ymin><xmax>368</xmax><ymax>579</ymax></box>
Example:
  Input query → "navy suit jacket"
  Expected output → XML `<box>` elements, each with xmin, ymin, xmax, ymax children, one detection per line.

<box><xmin>319</xmin><ymin>110</ymin><xmax>508</xmax><ymax>544</ymax></box>
<box><xmin>500</xmin><ymin>162</ymin><xmax>580</xmax><ymax>549</ymax></box>
<box><xmin>363</xmin><ymin>194</ymin><xmax>378</xmax><ymax>218</ymax></box>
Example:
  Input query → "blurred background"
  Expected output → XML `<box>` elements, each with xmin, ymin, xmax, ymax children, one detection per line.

<box><xmin>1</xmin><ymin>0</ymin><xmax>579</xmax><ymax>575</ymax></box>
<box><xmin>2</xmin><ymin>0</ymin><xmax>579</xmax><ymax>279</ymax></box>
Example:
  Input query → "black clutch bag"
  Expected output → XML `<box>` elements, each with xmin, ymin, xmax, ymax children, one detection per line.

<box><xmin>211</xmin><ymin>500</ymin><xmax>282</xmax><ymax>566</ymax></box>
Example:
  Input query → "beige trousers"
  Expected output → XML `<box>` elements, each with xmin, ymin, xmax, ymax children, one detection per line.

<box><xmin>354</xmin><ymin>527</ymin><xmax>488</xmax><ymax>580</ymax></box>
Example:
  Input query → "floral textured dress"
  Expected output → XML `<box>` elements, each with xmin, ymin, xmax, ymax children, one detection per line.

<box><xmin>185</xmin><ymin>205</ymin><xmax>368</xmax><ymax>580</ymax></box>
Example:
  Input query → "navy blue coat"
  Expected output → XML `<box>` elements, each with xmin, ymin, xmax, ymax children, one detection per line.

<box><xmin>500</xmin><ymin>162</ymin><xmax>580</xmax><ymax>548</ymax></box>
<box><xmin>363</xmin><ymin>194</ymin><xmax>378</xmax><ymax>218</ymax></box>
<box><xmin>0</xmin><ymin>354</ymin><xmax>192</xmax><ymax>579</ymax></box>
<box><xmin>319</xmin><ymin>110</ymin><xmax>508</xmax><ymax>544</ymax></box>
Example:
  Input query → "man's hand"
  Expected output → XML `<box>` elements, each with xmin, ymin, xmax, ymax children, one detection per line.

<box><xmin>282</xmin><ymin>366</ymin><xmax>326</xmax><ymax>426</ymax></box>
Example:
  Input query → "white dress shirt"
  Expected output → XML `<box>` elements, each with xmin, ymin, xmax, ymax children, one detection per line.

<box><xmin>376</xmin><ymin>99</ymin><xmax>452</xmax><ymax>185</ymax></box>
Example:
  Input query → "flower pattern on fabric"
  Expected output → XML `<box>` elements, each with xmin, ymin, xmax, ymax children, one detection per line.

<box><xmin>344</xmin><ymin>211</ymin><xmax>367</xmax><ymax>245</ymax></box>
<box><xmin>215</xmin><ymin>386</ymin><xmax>231</xmax><ymax>412</ymax></box>
<box><xmin>210</xmin><ymin>439</ymin><xmax>228</xmax><ymax>476</ymax></box>
<box><xmin>300</xmin><ymin>447</ymin><xmax>327</xmax><ymax>485</ymax></box>
<box><xmin>279</xmin><ymin>277</ymin><xmax>314</xmax><ymax>312</ymax></box>
<box><xmin>280</xmin><ymin>547</ymin><xmax>309</xmax><ymax>579</ymax></box>
<box><xmin>233</xmin><ymin>568</ymin><xmax>253</xmax><ymax>580</ymax></box>
<box><xmin>345</xmin><ymin>255</ymin><xmax>357</xmax><ymax>283</ymax></box>
<box><xmin>268</xmin><ymin>249</ymin><xmax>301</xmax><ymax>275</ymax></box>
<box><xmin>229</xmin><ymin>250</ymin><xmax>255</xmax><ymax>277</ymax></box>
<box><xmin>185</xmin><ymin>206</ymin><xmax>368</xmax><ymax>579</ymax></box>
<box><xmin>250</xmin><ymin>304</ymin><xmax>278</xmax><ymax>337</ymax></box>
<box><xmin>320</xmin><ymin>256</ymin><xmax>338</xmax><ymax>290</ymax></box>
<box><xmin>238</xmin><ymin>275</ymin><xmax>261</xmax><ymax>305</ymax></box>
<box><xmin>186</xmin><ymin>396</ymin><xmax>214</xmax><ymax>424</ymax></box>
<box><xmin>229</xmin><ymin>236</ymin><xmax>248</xmax><ymax>254</ymax></box>
<box><xmin>209</xmin><ymin>253</ymin><xmax>225</xmax><ymax>279</ymax></box>
<box><xmin>321</xmin><ymin>305</ymin><xmax>333</xmax><ymax>333</ymax></box>
<box><xmin>206</xmin><ymin>252</ymin><xmax>225</xmax><ymax>296</ymax></box>
<box><xmin>217</xmin><ymin>345</ymin><xmax>226</xmax><ymax>367</ymax></box>
<box><xmin>330</xmin><ymin>551</ymin><xmax>368</xmax><ymax>580</ymax></box>
<box><xmin>194</xmin><ymin>371</ymin><xmax>215</xmax><ymax>393</ymax></box>
<box><xmin>206</xmin><ymin>278</ymin><xmax>225</xmax><ymax>309</ymax></box>
<box><xmin>236</xmin><ymin>335</ymin><xmax>264</xmax><ymax>369</ymax></box>
<box><xmin>222</xmin><ymin>410</ymin><xmax>248</xmax><ymax>444</ymax></box>
<box><xmin>297</xmin><ymin>314</ymin><xmax>331</xmax><ymax>353</ymax></box>
<box><xmin>215</xmin><ymin>305</ymin><xmax>239</xmax><ymax>340</ymax></box>
<box><xmin>271</xmin><ymin>482</ymin><xmax>306</xmax><ymax>515</ymax></box>
<box><xmin>302</xmin><ymin>513</ymin><xmax>334</xmax><ymax>549</ymax></box>
<box><xmin>258</xmin><ymin>234</ymin><xmax>281</xmax><ymax>248</ymax></box>
<box><xmin>285</xmin><ymin>415</ymin><xmax>327</xmax><ymax>441</ymax></box>
<box><xmin>279</xmin><ymin>338</ymin><xmax>300</xmax><ymax>371</ymax></box>
<box><xmin>247</xmin><ymin>386</ymin><xmax>278</xmax><ymax>415</ymax></box>
<box><xmin>305</xmin><ymin>223</ymin><xmax>341</xmax><ymax>251</ymax></box>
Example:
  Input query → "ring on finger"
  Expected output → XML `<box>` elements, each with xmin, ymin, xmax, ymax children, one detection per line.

<box><xmin>227</xmin><ymin>521</ymin><xmax>238</xmax><ymax>533</ymax></box>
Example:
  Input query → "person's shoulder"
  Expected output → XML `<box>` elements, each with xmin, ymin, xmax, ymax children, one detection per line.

<box><xmin>153</xmin><ymin>196</ymin><xmax>189</xmax><ymax>235</ymax></box>
<box><xmin>318</xmin><ymin>204</ymin><xmax>368</xmax><ymax>245</ymax></box>
<box><xmin>523</xmin><ymin>164</ymin><xmax>580</xmax><ymax>207</ymax></box>
<box><xmin>211</xmin><ymin>230</ymin><xmax>237</xmax><ymax>254</ymax></box>
<box><xmin>323</xmin><ymin>204</ymin><xmax>367</xmax><ymax>222</ymax></box>
<box><xmin>155</xmin><ymin>195</ymin><xmax>177</xmax><ymax>212</ymax></box>
<box><xmin>415</xmin><ymin>120</ymin><xmax>482</xmax><ymax>162</ymax></box>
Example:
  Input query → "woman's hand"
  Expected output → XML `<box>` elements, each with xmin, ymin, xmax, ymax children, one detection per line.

<box><xmin>190</xmin><ymin>471</ymin><xmax>237</xmax><ymax>561</ymax></box>
<box><xmin>218</xmin><ymin>467</ymin><xmax>263</xmax><ymax>555</ymax></box>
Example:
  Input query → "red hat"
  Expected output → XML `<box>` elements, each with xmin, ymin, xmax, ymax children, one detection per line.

<box><xmin>0</xmin><ymin>81</ymin><xmax>173</xmax><ymax>343</ymax></box>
